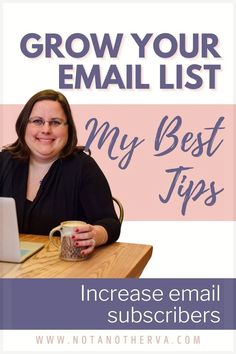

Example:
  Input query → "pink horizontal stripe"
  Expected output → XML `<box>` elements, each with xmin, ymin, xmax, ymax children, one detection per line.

<box><xmin>1</xmin><ymin>104</ymin><xmax>235</xmax><ymax>220</ymax></box>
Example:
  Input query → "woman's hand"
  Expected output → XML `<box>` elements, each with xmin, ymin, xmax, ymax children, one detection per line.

<box><xmin>72</xmin><ymin>224</ymin><xmax>108</xmax><ymax>256</ymax></box>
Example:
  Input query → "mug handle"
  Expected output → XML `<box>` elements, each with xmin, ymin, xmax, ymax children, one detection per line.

<box><xmin>49</xmin><ymin>226</ymin><xmax>61</xmax><ymax>249</ymax></box>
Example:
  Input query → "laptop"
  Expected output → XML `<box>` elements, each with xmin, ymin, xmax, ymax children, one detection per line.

<box><xmin>0</xmin><ymin>197</ymin><xmax>44</xmax><ymax>263</ymax></box>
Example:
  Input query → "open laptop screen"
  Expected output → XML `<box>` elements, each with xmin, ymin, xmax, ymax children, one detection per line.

<box><xmin>0</xmin><ymin>197</ymin><xmax>44</xmax><ymax>263</ymax></box>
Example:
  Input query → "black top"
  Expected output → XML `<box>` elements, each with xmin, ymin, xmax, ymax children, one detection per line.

<box><xmin>0</xmin><ymin>150</ymin><xmax>120</xmax><ymax>243</ymax></box>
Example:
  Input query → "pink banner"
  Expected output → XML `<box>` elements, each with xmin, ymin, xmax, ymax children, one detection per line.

<box><xmin>1</xmin><ymin>105</ymin><xmax>235</xmax><ymax>220</ymax></box>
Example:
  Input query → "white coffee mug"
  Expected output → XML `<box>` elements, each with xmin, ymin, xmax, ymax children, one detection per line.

<box><xmin>49</xmin><ymin>220</ymin><xmax>88</xmax><ymax>261</ymax></box>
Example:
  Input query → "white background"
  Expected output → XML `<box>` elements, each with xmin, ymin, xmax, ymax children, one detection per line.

<box><xmin>122</xmin><ymin>221</ymin><xmax>234</xmax><ymax>278</ymax></box>
<box><xmin>1</xmin><ymin>1</ymin><xmax>234</xmax><ymax>279</ymax></box>
<box><xmin>1</xmin><ymin>330</ymin><xmax>234</xmax><ymax>352</ymax></box>
<box><xmin>1</xmin><ymin>1</ymin><xmax>235</xmax><ymax>353</ymax></box>
<box><xmin>2</xmin><ymin>2</ymin><xmax>234</xmax><ymax>104</ymax></box>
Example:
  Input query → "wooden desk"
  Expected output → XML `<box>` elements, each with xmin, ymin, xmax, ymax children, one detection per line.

<box><xmin>0</xmin><ymin>234</ymin><xmax>153</xmax><ymax>278</ymax></box>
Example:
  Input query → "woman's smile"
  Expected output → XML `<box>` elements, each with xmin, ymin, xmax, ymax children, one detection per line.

<box><xmin>35</xmin><ymin>137</ymin><xmax>56</xmax><ymax>144</ymax></box>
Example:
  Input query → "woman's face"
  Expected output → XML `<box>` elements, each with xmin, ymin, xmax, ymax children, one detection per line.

<box><xmin>25</xmin><ymin>100</ymin><xmax>69</xmax><ymax>163</ymax></box>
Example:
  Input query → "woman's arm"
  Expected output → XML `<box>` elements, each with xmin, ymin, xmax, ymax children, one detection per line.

<box><xmin>78</xmin><ymin>153</ymin><xmax>121</xmax><ymax>245</ymax></box>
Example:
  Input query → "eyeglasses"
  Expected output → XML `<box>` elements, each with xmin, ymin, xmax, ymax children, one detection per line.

<box><xmin>28</xmin><ymin>117</ymin><xmax>68</xmax><ymax>128</ymax></box>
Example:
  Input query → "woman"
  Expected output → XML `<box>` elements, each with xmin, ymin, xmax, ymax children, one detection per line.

<box><xmin>0</xmin><ymin>89</ymin><xmax>121</xmax><ymax>256</ymax></box>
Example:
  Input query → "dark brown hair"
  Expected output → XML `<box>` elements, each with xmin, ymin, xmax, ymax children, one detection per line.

<box><xmin>3</xmin><ymin>89</ymin><xmax>78</xmax><ymax>159</ymax></box>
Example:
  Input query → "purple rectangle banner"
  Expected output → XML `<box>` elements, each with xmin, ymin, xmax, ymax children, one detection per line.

<box><xmin>0</xmin><ymin>279</ymin><xmax>235</xmax><ymax>330</ymax></box>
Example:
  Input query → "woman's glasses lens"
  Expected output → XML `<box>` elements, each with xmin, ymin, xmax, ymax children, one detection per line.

<box><xmin>29</xmin><ymin>118</ymin><xmax>67</xmax><ymax>128</ymax></box>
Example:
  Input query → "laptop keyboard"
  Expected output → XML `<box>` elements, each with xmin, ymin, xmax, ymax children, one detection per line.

<box><xmin>20</xmin><ymin>249</ymin><xmax>30</xmax><ymax>256</ymax></box>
